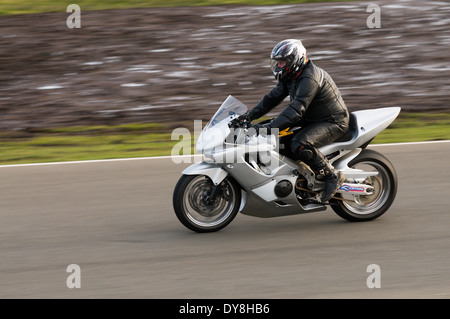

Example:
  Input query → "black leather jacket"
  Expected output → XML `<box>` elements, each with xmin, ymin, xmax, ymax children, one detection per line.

<box><xmin>248</xmin><ymin>60</ymin><xmax>348</xmax><ymax>130</ymax></box>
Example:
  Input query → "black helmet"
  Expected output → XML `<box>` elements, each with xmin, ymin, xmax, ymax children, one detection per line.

<box><xmin>270</xmin><ymin>39</ymin><xmax>307</xmax><ymax>81</ymax></box>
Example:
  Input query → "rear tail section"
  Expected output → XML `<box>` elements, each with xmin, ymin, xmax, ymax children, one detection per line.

<box><xmin>319</xmin><ymin>107</ymin><xmax>401</xmax><ymax>155</ymax></box>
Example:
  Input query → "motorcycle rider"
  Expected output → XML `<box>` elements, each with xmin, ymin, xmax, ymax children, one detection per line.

<box><xmin>244</xmin><ymin>39</ymin><xmax>349</xmax><ymax>203</ymax></box>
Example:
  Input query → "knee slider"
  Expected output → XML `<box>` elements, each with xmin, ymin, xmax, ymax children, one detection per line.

<box><xmin>298</xmin><ymin>147</ymin><xmax>314</xmax><ymax>162</ymax></box>
<box><xmin>292</xmin><ymin>143</ymin><xmax>315</xmax><ymax>162</ymax></box>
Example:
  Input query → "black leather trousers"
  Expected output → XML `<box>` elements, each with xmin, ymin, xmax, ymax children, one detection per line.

<box><xmin>290</xmin><ymin>112</ymin><xmax>349</xmax><ymax>171</ymax></box>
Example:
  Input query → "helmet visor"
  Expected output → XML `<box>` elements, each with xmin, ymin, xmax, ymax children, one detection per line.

<box><xmin>270</xmin><ymin>58</ymin><xmax>287</xmax><ymax>73</ymax></box>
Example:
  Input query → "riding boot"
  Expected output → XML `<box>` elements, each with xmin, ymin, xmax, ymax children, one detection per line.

<box><xmin>320</xmin><ymin>163</ymin><xmax>345</xmax><ymax>202</ymax></box>
<box><xmin>310</xmin><ymin>154</ymin><xmax>345</xmax><ymax>203</ymax></box>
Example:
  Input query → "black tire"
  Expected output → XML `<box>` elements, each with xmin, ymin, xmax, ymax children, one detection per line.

<box><xmin>173</xmin><ymin>174</ymin><xmax>241</xmax><ymax>233</ymax></box>
<box><xmin>331</xmin><ymin>149</ymin><xmax>398</xmax><ymax>222</ymax></box>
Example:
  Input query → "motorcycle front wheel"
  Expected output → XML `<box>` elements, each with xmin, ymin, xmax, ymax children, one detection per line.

<box><xmin>173</xmin><ymin>174</ymin><xmax>241</xmax><ymax>233</ymax></box>
<box><xmin>331</xmin><ymin>149</ymin><xmax>398</xmax><ymax>222</ymax></box>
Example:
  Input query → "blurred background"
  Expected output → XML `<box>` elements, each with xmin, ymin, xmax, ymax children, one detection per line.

<box><xmin>2</xmin><ymin>1</ymin><xmax>450</xmax><ymax>301</ymax></box>
<box><xmin>0</xmin><ymin>0</ymin><xmax>448</xmax><ymax>163</ymax></box>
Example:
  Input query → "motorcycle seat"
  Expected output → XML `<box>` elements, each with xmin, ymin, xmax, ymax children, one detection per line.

<box><xmin>335</xmin><ymin>113</ymin><xmax>357</xmax><ymax>142</ymax></box>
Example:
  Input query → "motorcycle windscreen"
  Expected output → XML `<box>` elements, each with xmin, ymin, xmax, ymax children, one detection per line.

<box><xmin>204</xmin><ymin>95</ymin><xmax>248</xmax><ymax>130</ymax></box>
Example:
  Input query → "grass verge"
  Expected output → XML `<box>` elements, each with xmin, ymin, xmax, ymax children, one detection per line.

<box><xmin>0</xmin><ymin>112</ymin><xmax>448</xmax><ymax>165</ymax></box>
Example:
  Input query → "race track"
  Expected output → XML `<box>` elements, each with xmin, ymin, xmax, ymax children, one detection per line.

<box><xmin>1</xmin><ymin>141</ymin><xmax>449</xmax><ymax>299</ymax></box>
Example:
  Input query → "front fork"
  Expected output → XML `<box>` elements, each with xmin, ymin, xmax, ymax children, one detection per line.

<box><xmin>182</xmin><ymin>161</ymin><xmax>248</xmax><ymax>212</ymax></box>
<box><xmin>202</xmin><ymin>183</ymin><xmax>228</xmax><ymax>205</ymax></box>
<box><xmin>183</xmin><ymin>162</ymin><xmax>232</xmax><ymax>205</ymax></box>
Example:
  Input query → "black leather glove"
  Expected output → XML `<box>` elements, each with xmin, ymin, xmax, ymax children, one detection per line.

<box><xmin>252</xmin><ymin>123</ymin><xmax>272</xmax><ymax>137</ymax></box>
<box><xmin>229</xmin><ymin>113</ymin><xmax>250</xmax><ymax>128</ymax></box>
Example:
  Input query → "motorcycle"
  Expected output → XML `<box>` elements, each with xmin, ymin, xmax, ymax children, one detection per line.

<box><xmin>173</xmin><ymin>95</ymin><xmax>400</xmax><ymax>233</ymax></box>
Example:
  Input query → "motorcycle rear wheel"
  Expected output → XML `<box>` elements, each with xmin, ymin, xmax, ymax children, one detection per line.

<box><xmin>173</xmin><ymin>174</ymin><xmax>241</xmax><ymax>233</ymax></box>
<box><xmin>331</xmin><ymin>149</ymin><xmax>398</xmax><ymax>222</ymax></box>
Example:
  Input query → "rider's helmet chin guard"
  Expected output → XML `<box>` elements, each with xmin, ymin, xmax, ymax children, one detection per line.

<box><xmin>270</xmin><ymin>39</ymin><xmax>308</xmax><ymax>82</ymax></box>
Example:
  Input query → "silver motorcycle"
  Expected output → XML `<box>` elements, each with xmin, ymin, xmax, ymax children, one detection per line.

<box><xmin>173</xmin><ymin>95</ymin><xmax>400</xmax><ymax>233</ymax></box>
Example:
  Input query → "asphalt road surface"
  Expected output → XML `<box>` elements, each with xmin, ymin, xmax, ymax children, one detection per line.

<box><xmin>1</xmin><ymin>141</ymin><xmax>449</xmax><ymax>299</ymax></box>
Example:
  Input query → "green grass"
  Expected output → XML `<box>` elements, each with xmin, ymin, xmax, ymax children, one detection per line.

<box><xmin>372</xmin><ymin>112</ymin><xmax>450</xmax><ymax>144</ymax></box>
<box><xmin>0</xmin><ymin>122</ymin><xmax>194</xmax><ymax>164</ymax></box>
<box><xmin>0</xmin><ymin>0</ymin><xmax>352</xmax><ymax>15</ymax></box>
<box><xmin>0</xmin><ymin>112</ymin><xmax>448</xmax><ymax>165</ymax></box>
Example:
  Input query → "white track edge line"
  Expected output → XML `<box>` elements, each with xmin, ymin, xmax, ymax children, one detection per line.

<box><xmin>1</xmin><ymin>140</ymin><xmax>449</xmax><ymax>168</ymax></box>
